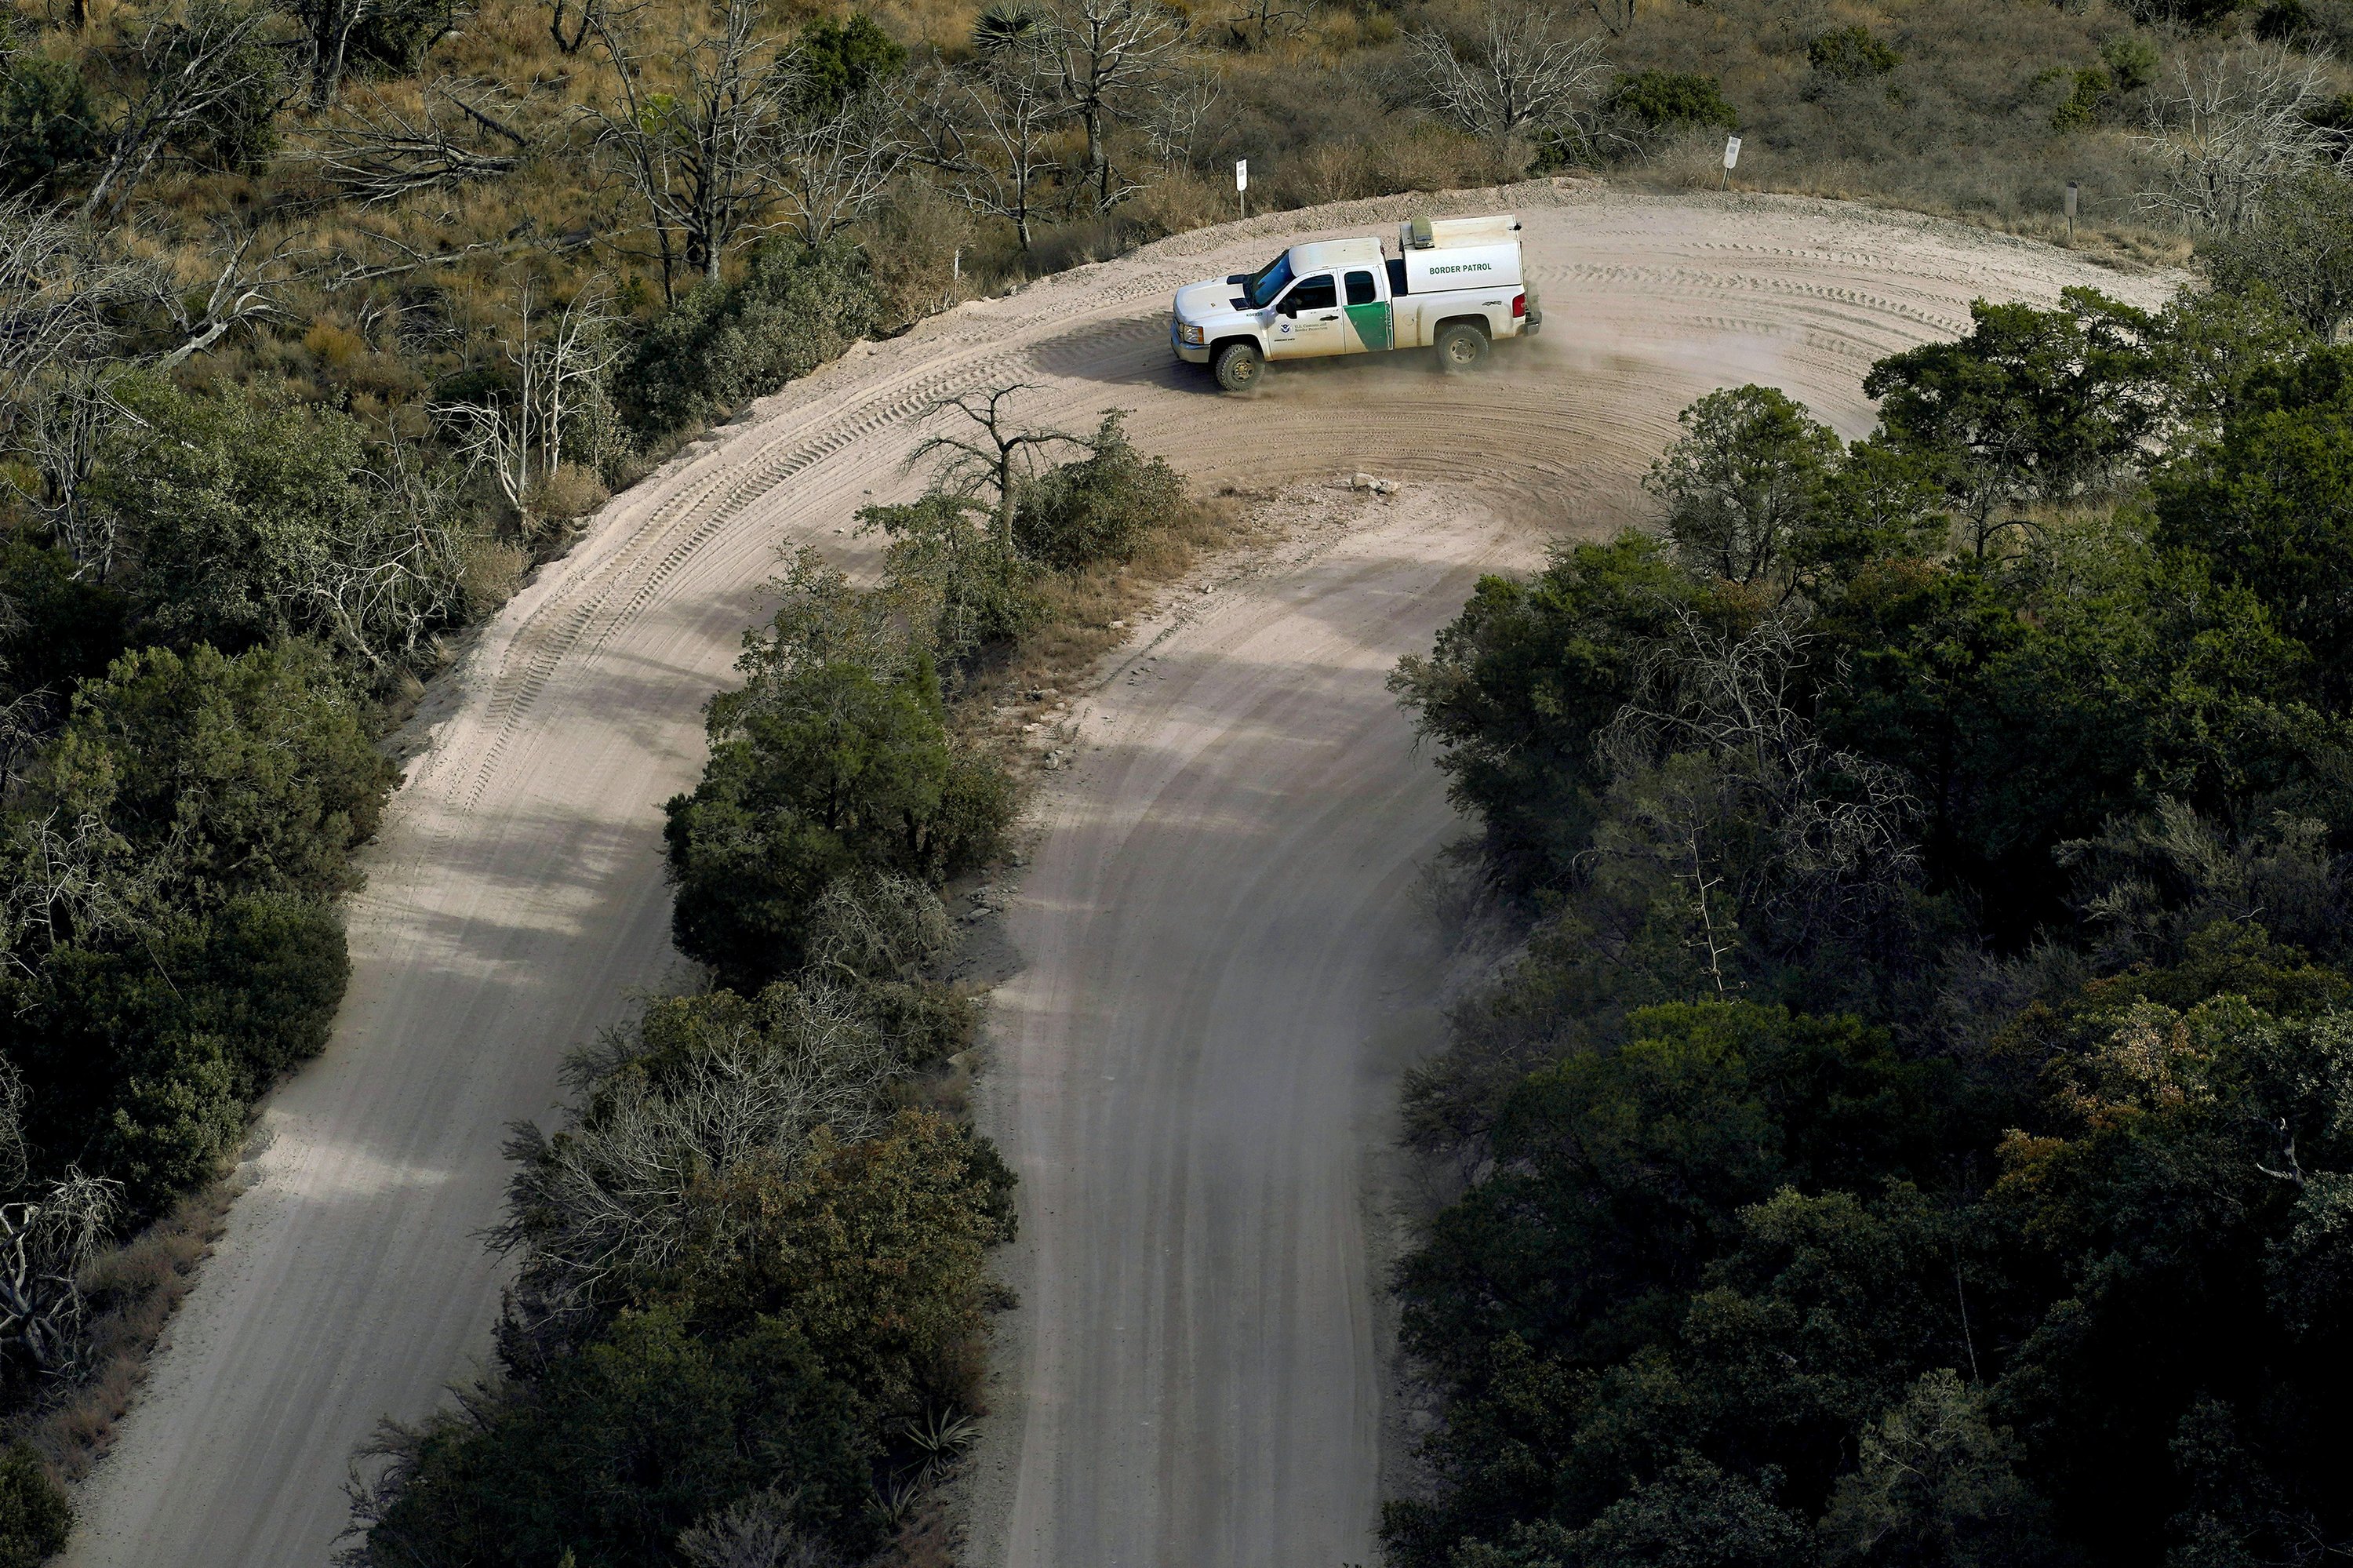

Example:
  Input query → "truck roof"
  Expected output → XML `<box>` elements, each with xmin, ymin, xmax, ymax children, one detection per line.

<box><xmin>1403</xmin><ymin>213</ymin><xmax>1522</xmax><ymax>249</ymax></box>
<box><xmin>1286</xmin><ymin>236</ymin><xmax>1384</xmax><ymax>275</ymax></box>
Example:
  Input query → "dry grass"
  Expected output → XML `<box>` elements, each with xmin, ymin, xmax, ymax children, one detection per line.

<box><xmin>15</xmin><ymin>0</ymin><xmax>2246</xmax><ymax>471</ymax></box>
<box><xmin>10</xmin><ymin>1171</ymin><xmax>244</xmax><ymax>1485</ymax></box>
<box><xmin>1528</xmin><ymin>0</ymin><xmax>2337</xmax><ymax>246</ymax></box>
<box><xmin>876</xmin><ymin>1491</ymin><xmax>965</xmax><ymax>1568</ymax></box>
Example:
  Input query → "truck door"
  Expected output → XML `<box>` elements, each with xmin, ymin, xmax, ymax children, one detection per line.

<box><xmin>1341</xmin><ymin>268</ymin><xmax>1391</xmax><ymax>352</ymax></box>
<box><xmin>1269</xmin><ymin>274</ymin><xmax>1342</xmax><ymax>358</ymax></box>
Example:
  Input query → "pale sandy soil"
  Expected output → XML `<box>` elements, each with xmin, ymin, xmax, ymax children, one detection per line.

<box><xmin>56</xmin><ymin>183</ymin><xmax>2168</xmax><ymax>1568</ymax></box>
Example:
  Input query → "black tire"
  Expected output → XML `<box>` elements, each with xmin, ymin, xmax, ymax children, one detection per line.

<box><xmin>1435</xmin><ymin>322</ymin><xmax>1492</xmax><ymax>373</ymax></box>
<box><xmin>1213</xmin><ymin>341</ymin><xmax>1264</xmax><ymax>392</ymax></box>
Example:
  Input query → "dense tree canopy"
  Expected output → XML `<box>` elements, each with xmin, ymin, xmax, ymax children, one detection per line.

<box><xmin>1389</xmin><ymin>287</ymin><xmax>2353</xmax><ymax>1568</ymax></box>
<box><xmin>664</xmin><ymin>551</ymin><xmax>1010</xmax><ymax>991</ymax></box>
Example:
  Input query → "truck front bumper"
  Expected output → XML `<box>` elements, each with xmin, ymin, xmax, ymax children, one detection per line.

<box><xmin>1172</xmin><ymin>319</ymin><xmax>1212</xmax><ymax>364</ymax></box>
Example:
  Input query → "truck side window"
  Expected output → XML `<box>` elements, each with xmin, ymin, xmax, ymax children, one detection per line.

<box><xmin>1345</xmin><ymin>270</ymin><xmax>1377</xmax><ymax>306</ymax></box>
<box><xmin>1386</xmin><ymin>257</ymin><xmax>1408</xmax><ymax>297</ymax></box>
<box><xmin>1284</xmin><ymin>275</ymin><xmax>1337</xmax><ymax>314</ymax></box>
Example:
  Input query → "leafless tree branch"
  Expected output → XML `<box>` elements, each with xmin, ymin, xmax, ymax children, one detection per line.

<box><xmin>2137</xmin><ymin>42</ymin><xmax>2344</xmax><ymax>233</ymax></box>
<box><xmin>1407</xmin><ymin>5</ymin><xmax>1613</xmax><ymax>154</ymax></box>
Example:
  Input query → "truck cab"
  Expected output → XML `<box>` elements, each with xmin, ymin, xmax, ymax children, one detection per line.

<box><xmin>1171</xmin><ymin>215</ymin><xmax>1538</xmax><ymax>391</ymax></box>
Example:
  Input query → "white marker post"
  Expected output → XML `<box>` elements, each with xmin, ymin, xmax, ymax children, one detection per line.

<box><xmin>1722</xmin><ymin>135</ymin><xmax>1742</xmax><ymax>192</ymax></box>
<box><xmin>2065</xmin><ymin>180</ymin><xmax>2079</xmax><ymax>245</ymax></box>
<box><xmin>1236</xmin><ymin>158</ymin><xmax>1249</xmax><ymax>221</ymax></box>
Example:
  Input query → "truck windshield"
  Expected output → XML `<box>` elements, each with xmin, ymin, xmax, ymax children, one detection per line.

<box><xmin>1242</xmin><ymin>253</ymin><xmax>1292</xmax><ymax>308</ymax></box>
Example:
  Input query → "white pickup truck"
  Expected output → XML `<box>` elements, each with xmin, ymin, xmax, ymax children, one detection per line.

<box><xmin>1170</xmin><ymin>213</ymin><xmax>1540</xmax><ymax>391</ymax></box>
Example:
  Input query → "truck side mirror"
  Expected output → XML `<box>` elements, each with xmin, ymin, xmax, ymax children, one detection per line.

<box><xmin>1277</xmin><ymin>296</ymin><xmax>1297</xmax><ymax>318</ymax></box>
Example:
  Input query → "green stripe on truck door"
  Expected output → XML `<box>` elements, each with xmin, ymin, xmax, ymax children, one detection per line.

<box><xmin>1345</xmin><ymin>301</ymin><xmax>1391</xmax><ymax>351</ymax></box>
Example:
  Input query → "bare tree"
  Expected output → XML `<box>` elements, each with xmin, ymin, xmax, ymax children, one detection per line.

<box><xmin>268</xmin><ymin>441</ymin><xmax>473</xmax><ymax>675</ymax></box>
<box><xmin>916</xmin><ymin>53</ymin><xmax>1067</xmax><ymax>250</ymax></box>
<box><xmin>546</xmin><ymin>0</ymin><xmax>596</xmax><ymax>53</ymax></box>
<box><xmin>293</xmin><ymin>0</ymin><xmax>442</xmax><ymax>107</ymax></box>
<box><xmin>0</xmin><ymin>688</ymin><xmax>56</xmax><ymax>797</ymax></box>
<box><xmin>0</xmin><ymin>1171</ymin><xmax>118</xmax><ymax>1378</ymax></box>
<box><xmin>298</xmin><ymin>0</ymin><xmax>369</xmax><ymax>107</ymax></box>
<box><xmin>904</xmin><ymin>384</ymin><xmax>1089</xmax><ymax>560</ymax></box>
<box><xmin>1582</xmin><ymin>0</ymin><xmax>1636</xmax><ymax>35</ymax></box>
<box><xmin>81</xmin><ymin>0</ymin><xmax>285</xmax><ymax>220</ymax></box>
<box><xmin>0</xmin><ymin>1064</ymin><xmax>121</xmax><ymax>1382</ymax></box>
<box><xmin>0</xmin><ymin>206</ymin><xmax>147</xmax><ymax>572</ymax></box>
<box><xmin>302</xmin><ymin>79</ymin><xmax>532</xmax><ymax>205</ymax></box>
<box><xmin>13</xmin><ymin>364</ymin><xmax>136</xmax><ymax>576</ymax></box>
<box><xmin>0</xmin><ymin>800</ymin><xmax>179</xmax><ymax>984</ymax></box>
<box><xmin>1407</xmin><ymin>5</ymin><xmax>1613</xmax><ymax>154</ymax></box>
<box><xmin>0</xmin><ymin>203</ymin><xmax>281</xmax><ymax>573</ymax></box>
<box><xmin>1046</xmin><ymin>0</ymin><xmax>1186</xmax><ymax>208</ymax></box>
<box><xmin>491</xmin><ymin>981</ymin><xmax>892</xmax><ymax>1332</ymax></box>
<box><xmin>678</xmin><ymin>1491</ymin><xmax>836</xmax><ymax>1568</ymax></box>
<box><xmin>1145</xmin><ymin>65</ymin><xmax>1220</xmax><ymax>166</ymax></box>
<box><xmin>1227</xmin><ymin>0</ymin><xmax>1302</xmax><ymax>51</ymax></box>
<box><xmin>0</xmin><ymin>202</ymin><xmax>148</xmax><ymax>392</ymax></box>
<box><xmin>2198</xmin><ymin>167</ymin><xmax>2353</xmax><ymax>340</ymax></box>
<box><xmin>804</xmin><ymin>870</ymin><xmax>951</xmax><ymax>984</ymax></box>
<box><xmin>155</xmin><ymin>223</ymin><xmax>291</xmax><ymax>368</ymax></box>
<box><xmin>585</xmin><ymin>0</ymin><xmax>800</xmax><ymax>297</ymax></box>
<box><xmin>436</xmin><ymin>279</ymin><xmax>616</xmax><ymax>530</ymax></box>
<box><xmin>2137</xmin><ymin>42</ymin><xmax>2343</xmax><ymax>233</ymax></box>
<box><xmin>769</xmin><ymin>88</ymin><xmax>908</xmax><ymax>244</ymax></box>
<box><xmin>1594</xmin><ymin>602</ymin><xmax>1920</xmax><ymax>960</ymax></box>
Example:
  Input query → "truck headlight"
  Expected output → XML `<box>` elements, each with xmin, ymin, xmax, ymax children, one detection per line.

<box><xmin>1178</xmin><ymin>322</ymin><xmax>1206</xmax><ymax>345</ymax></box>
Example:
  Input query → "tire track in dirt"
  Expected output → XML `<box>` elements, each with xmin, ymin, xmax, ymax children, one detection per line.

<box><xmin>58</xmin><ymin>184</ymin><xmax>2168</xmax><ymax>1568</ymax></box>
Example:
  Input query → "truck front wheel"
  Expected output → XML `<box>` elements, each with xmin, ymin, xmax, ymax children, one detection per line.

<box><xmin>1435</xmin><ymin>322</ymin><xmax>1492</xmax><ymax>373</ymax></box>
<box><xmin>1213</xmin><ymin>341</ymin><xmax>1264</xmax><ymax>392</ymax></box>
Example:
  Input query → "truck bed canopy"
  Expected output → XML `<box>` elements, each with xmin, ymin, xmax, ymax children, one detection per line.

<box><xmin>1402</xmin><ymin>214</ymin><xmax>1522</xmax><ymax>250</ymax></box>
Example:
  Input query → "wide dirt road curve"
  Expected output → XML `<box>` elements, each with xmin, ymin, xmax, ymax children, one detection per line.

<box><xmin>60</xmin><ymin>185</ymin><xmax>2155</xmax><ymax>1567</ymax></box>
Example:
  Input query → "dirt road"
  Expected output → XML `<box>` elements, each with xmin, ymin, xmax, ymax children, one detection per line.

<box><xmin>59</xmin><ymin>185</ymin><xmax>2158</xmax><ymax>1568</ymax></box>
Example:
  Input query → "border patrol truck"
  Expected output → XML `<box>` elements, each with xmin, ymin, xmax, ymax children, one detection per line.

<box><xmin>1170</xmin><ymin>213</ymin><xmax>1540</xmax><ymax>391</ymax></box>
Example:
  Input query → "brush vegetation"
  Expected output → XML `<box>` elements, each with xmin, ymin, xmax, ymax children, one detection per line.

<box><xmin>1</xmin><ymin>0</ymin><xmax>2350</xmax><ymax>1552</ymax></box>
<box><xmin>1385</xmin><ymin>260</ymin><xmax>2353</xmax><ymax>1568</ymax></box>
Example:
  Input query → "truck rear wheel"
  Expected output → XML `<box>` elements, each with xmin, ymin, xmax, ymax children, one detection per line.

<box><xmin>1213</xmin><ymin>341</ymin><xmax>1264</xmax><ymax>392</ymax></box>
<box><xmin>1435</xmin><ymin>322</ymin><xmax>1492</xmax><ymax>372</ymax></box>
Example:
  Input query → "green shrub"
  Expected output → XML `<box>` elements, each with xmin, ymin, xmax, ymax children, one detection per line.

<box><xmin>359</xmin><ymin>1306</ymin><xmax>879</xmax><ymax>1566</ymax></box>
<box><xmin>0</xmin><ymin>541</ymin><xmax>129</xmax><ymax>701</ymax></box>
<box><xmin>0</xmin><ymin>51</ymin><xmax>95</xmax><ymax>198</ymax></box>
<box><xmin>2153</xmin><ymin>344</ymin><xmax>2353</xmax><ymax>704</ymax></box>
<box><xmin>2052</xmin><ymin>65</ymin><xmax>2112</xmax><ymax>132</ymax></box>
<box><xmin>1807</xmin><ymin>24</ymin><xmax>1900</xmax><ymax>81</ymax></box>
<box><xmin>1013</xmin><ymin>412</ymin><xmax>1184</xmax><ymax>570</ymax></box>
<box><xmin>95</xmin><ymin>381</ymin><xmax>466</xmax><ymax>670</ymax></box>
<box><xmin>1604</xmin><ymin>70</ymin><xmax>1738</xmax><ymax>131</ymax></box>
<box><xmin>861</xmin><ymin>493</ymin><xmax>1043</xmax><ymax>663</ymax></box>
<box><xmin>619</xmin><ymin>238</ymin><xmax>883</xmax><ymax>436</ymax></box>
<box><xmin>0</xmin><ymin>1443</ymin><xmax>70</xmax><ymax>1568</ymax></box>
<box><xmin>2309</xmin><ymin>93</ymin><xmax>2353</xmax><ymax>136</ymax></box>
<box><xmin>2116</xmin><ymin>0</ymin><xmax>2243</xmax><ymax>25</ymax></box>
<box><xmin>362</xmin><ymin>1112</ymin><xmax>1013</xmax><ymax>1565</ymax></box>
<box><xmin>796</xmin><ymin>13</ymin><xmax>904</xmax><ymax>118</ymax></box>
<box><xmin>8</xmin><ymin>930</ymin><xmax>304</xmax><ymax>1210</ymax></box>
<box><xmin>5</xmin><ymin>638</ymin><xmax>372</xmax><ymax>1210</ymax></box>
<box><xmin>2101</xmin><ymin>32</ymin><xmax>2160</xmax><ymax>94</ymax></box>
<box><xmin>49</xmin><ymin>639</ymin><xmax>395</xmax><ymax>905</ymax></box>
<box><xmin>161</xmin><ymin>0</ymin><xmax>284</xmax><ymax>172</ymax></box>
<box><xmin>665</xmin><ymin>650</ymin><xmax>1007</xmax><ymax>988</ymax></box>
<box><xmin>349</xmin><ymin>0</ymin><xmax>461</xmax><ymax>72</ymax></box>
<box><xmin>3</xmin><ymin>639</ymin><xmax>379</xmax><ymax>1210</ymax></box>
<box><xmin>2201</xmin><ymin>167</ymin><xmax>2353</xmax><ymax>339</ymax></box>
